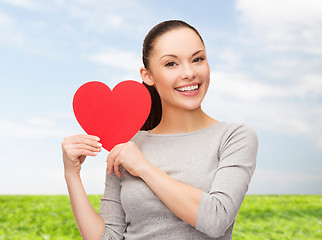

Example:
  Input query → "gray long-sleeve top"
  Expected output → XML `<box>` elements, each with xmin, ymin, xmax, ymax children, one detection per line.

<box><xmin>99</xmin><ymin>122</ymin><xmax>258</xmax><ymax>239</ymax></box>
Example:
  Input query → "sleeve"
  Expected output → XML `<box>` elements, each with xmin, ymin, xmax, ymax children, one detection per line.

<box><xmin>196</xmin><ymin>124</ymin><xmax>258</xmax><ymax>238</ymax></box>
<box><xmin>99</xmin><ymin>171</ymin><xmax>127</xmax><ymax>240</ymax></box>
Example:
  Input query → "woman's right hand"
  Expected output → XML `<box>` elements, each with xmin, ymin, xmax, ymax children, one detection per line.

<box><xmin>61</xmin><ymin>134</ymin><xmax>102</xmax><ymax>177</ymax></box>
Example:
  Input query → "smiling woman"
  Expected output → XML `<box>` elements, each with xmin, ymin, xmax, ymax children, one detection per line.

<box><xmin>61</xmin><ymin>20</ymin><xmax>258</xmax><ymax>240</ymax></box>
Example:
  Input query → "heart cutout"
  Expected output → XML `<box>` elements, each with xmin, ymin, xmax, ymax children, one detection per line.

<box><xmin>73</xmin><ymin>80</ymin><xmax>151</xmax><ymax>151</ymax></box>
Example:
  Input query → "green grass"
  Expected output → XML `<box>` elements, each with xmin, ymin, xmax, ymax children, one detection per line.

<box><xmin>234</xmin><ymin>195</ymin><xmax>322</xmax><ymax>240</ymax></box>
<box><xmin>0</xmin><ymin>195</ymin><xmax>321</xmax><ymax>239</ymax></box>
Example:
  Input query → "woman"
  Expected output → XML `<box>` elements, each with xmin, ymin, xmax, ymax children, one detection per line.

<box><xmin>62</xmin><ymin>20</ymin><xmax>258</xmax><ymax>240</ymax></box>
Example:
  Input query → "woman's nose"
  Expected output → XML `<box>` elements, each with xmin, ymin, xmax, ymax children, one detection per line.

<box><xmin>180</xmin><ymin>63</ymin><xmax>196</xmax><ymax>80</ymax></box>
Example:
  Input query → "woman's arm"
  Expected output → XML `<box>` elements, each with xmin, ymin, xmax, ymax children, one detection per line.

<box><xmin>195</xmin><ymin>124</ymin><xmax>258</xmax><ymax>237</ymax></box>
<box><xmin>106</xmin><ymin>141</ymin><xmax>202</xmax><ymax>227</ymax></box>
<box><xmin>99</xmin><ymin>170</ymin><xmax>127</xmax><ymax>239</ymax></box>
<box><xmin>142</xmin><ymin>124</ymin><xmax>257</xmax><ymax>237</ymax></box>
<box><xmin>139</xmin><ymin>164</ymin><xmax>202</xmax><ymax>227</ymax></box>
<box><xmin>65</xmin><ymin>172</ymin><xmax>105</xmax><ymax>240</ymax></box>
<box><xmin>62</xmin><ymin>135</ymin><xmax>104</xmax><ymax>240</ymax></box>
<box><xmin>107</xmin><ymin>124</ymin><xmax>258</xmax><ymax>238</ymax></box>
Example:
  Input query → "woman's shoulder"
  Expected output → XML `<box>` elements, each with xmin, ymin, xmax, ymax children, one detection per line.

<box><xmin>129</xmin><ymin>122</ymin><xmax>258</xmax><ymax>155</ymax></box>
<box><xmin>132</xmin><ymin>121</ymin><xmax>257</xmax><ymax>140</ymax></box>
<box><xmin>219</xmin><ymin>121</ymin><xmax>257</xmax><ymax>134</ymax></box>
<box><xmin>217</xmin><ymin>122</ymin><xmax>258</xmax><ymax>153</ymax></box>
<box><xmin>218</xmin><ymin>122</ymin><xmax>258</xmax><ymax>140</ymax></box>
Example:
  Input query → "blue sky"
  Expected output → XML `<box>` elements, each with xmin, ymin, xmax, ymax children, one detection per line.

<box><xmin>0</xmin><ymin>0</ymin><xmax>321</xmax><ymax>194</ymax></box>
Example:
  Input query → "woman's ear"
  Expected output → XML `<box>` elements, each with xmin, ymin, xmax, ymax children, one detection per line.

<box><xmin>140</xmin><ymin>67</ymin><xmax>154</xmax><ymax>86</ymax></box>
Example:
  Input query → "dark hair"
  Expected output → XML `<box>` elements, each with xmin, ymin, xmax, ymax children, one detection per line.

<box><xmin>140</xmin><ymin>20</ymin><xmax>204</xmax><ymax>131</ymax></box>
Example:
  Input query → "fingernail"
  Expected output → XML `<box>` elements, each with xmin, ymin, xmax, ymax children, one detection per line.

<box><xmin>97</xmin><ymin>143</ymin><xmax>102</xmax><ymax>147</ymax></box>
<box><xmin>95</xmin><ymin>137</ymin><xmax>100</xmax><ymax>141</ymax></box>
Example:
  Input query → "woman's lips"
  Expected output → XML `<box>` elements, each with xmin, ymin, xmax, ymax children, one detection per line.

<box><xmin>175</xmin><ymin>84</ymin><xmax>201</xmax><ymax>96</ymax></box>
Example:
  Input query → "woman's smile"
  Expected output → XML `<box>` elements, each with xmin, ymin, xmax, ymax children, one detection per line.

<box><xmin>175</xmin><ymin>83</ymin><xmax>201</xmax><ymax>96</ymax></box>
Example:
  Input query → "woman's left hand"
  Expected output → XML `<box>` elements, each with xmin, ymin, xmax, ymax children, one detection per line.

<box><xmin>106</xmin><ymin>141</ymin><xmax>150</xmax><ymax>178</ymax></box>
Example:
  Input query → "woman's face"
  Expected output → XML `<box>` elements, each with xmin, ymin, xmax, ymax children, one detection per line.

<box><xmin>146</xmin><ymin>27</ymin><xmax>210</xmax><ymax>112</ymax></box>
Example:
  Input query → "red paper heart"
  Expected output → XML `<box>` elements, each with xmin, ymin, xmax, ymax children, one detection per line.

<box><xmin>73</xmin><ymin>80</ymin><xmax>151</xmax><ymax>151</ymax></box>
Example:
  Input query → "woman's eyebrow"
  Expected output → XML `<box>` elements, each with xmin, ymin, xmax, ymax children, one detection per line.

<box><xmin>160</xmin><ymin>54</ymin><xmax>178</xmax><ymax>60</ymax></box>
<box><xmin>160</xmin><ymin>50</ymin><xmax>204</xmax><ymax>60</ymax></box>
<box><xmin>191</xmin><ymin>49</ymin><xmax>204</xmax><ymax>57</ymax></box>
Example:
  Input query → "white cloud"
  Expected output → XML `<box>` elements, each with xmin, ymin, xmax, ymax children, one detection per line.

<box><xmin>236</xmin><ymin>0</ymin><xmax>322</xmax><ymax>54</ymax></box>
<box><xmin>0</xmin><ymin>119</ymin><xmax>75</xmax><ymax>138</ymax></box>
<box><xmin>227</xmin><ymin>0</ymin><xmax>322</xmax><ymax>149</ymax></box>
<box><xmin>1</xmin><ymin>0</ymin><xmax>153</xmax><ymax>34</ymax></box>
<box><xmin>204</xmin><ymin>71</ymin><xmax>322</xmax><ymax>146</ymax></box>
<box><xmin>248</xmin><ymin>168</ymin><xmax>322</xmax><ymax>194</ymax></box>
<box><xmin>294</xmin><ymin>74</ymin><xmax>322</xmax><ymax>98</ymax></box>
<box><xmin>0</xmin><ymin>11</ymin><xmax>14</xmax><ymax>25</ymax></box>
<box><xmin>49</xmin><ymin>111</ymin><xmax>75</xmax><ymax>119</ymax></box>
<box><xmin>318</xmin><ymin>137</ymin><xmax>322</xmax><ymax>150</ymax></box>
<box><xmin>0</xmin><ymin>11</ymin><xmax>60</xmax><ymax>57</ymax></box>
<box><xmin>0</xmin><ymin>12</ymin><xmax>24</xmax><ymax>46</ymax></box>
<box><xmin>0</xmin><ymin>1</ymin><xmax>152</xmax><ymax>58</ymax></box>
<box><xmin>88</xmin><ymin>49</ymin><xmax>142</xmax><ymax>71</ymax></box>
<box><xmin>27</xmin><ymin>117</ymin><xmax>55</xmax><ymax>127</ymax></box>
<box><xmin>69</xmin><ymin>5</ymin><xmax>124</xmax><ymax>32</ymax></box>
<box><xmin>0</xmin><ymin>0</ymin><xmax>39</xmax><ymax>10</ymax></box>
<box><xmin>56</xmin><ymin>0</ymin><xmax>152</xmax><ymax>35</ymax></box>
<box><xmin>210</xmin><ymin>71</ymin><xmax>284</xmax><ymax>101</ymax></box>
<box><xmin>0</xmin><ymin>163</ymin><xmax>107</xmax><ymax>194</ymax></box>
<box><xmin>0</xmin><ymin>165</ymin><xmax>66</xmax><ymax>194</ymax></box>
<box><xmin>217</xmin><ymin>48</ymin><xmax>241</xmax><ymax>69</ymax></box>
<box><xmin>0</xmin><ymin>143</ymin><xmax>108</xmax><ymax>194</ymax></box>
<box><xmin>210</xmin><ymin>71</ymin><xmax>322</xmax><ymax>101</ymax></box>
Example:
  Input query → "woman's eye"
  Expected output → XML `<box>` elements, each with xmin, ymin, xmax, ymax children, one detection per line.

<box><xmin>165</xmin><ymin>61</ymin><xmax>176</xmax><ymax>67</ymax></box>
<box><xmin>192</xmin><ymin>57</ymin><xmax>204</xmax><ymax>63</ymax></box>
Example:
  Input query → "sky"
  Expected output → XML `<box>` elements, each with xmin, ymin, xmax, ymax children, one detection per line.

<box><xmin>0</xmin><ymin>0</ymin><xmax>321</xmax><ymax>195</ymax></box>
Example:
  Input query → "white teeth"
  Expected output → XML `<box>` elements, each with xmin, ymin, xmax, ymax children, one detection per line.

<box><xmin>176</xmin><ymin>84</ymin><xmax>199</xmax><ymax>92</ymax></box>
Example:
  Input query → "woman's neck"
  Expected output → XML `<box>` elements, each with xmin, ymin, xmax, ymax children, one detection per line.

<box><xmin>149</xmin><ymin>106</ymin><xmax>218</xmax><ymax>134</ymax></box>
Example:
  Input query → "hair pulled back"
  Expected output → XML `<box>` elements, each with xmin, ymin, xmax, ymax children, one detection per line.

<box><xmin>140</xmin><ymin>20</ymin><xmax>204</xmax><ymax>130</ymax></box>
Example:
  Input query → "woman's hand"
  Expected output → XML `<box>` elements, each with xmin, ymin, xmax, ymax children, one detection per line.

<box><xmin>61</xmin><ymin>134</ymin><xmax>102</xmax><ymax>177</ymax></box>
<box><xmin>106</xmin><ymin>141</ymin><xmax>151</xmax><ymax>178</ymax></box>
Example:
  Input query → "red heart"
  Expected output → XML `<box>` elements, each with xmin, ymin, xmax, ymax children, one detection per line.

<box><xmin>73</xmin><ymin>80</ymin><xmax>151</xmax><ymax>151</ymax></box>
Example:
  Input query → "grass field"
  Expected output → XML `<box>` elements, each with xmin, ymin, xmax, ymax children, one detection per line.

<box><xmin>0</xmin><ymin>195</ymin><xmax>321</xmax><ymax>239</ymax></box>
